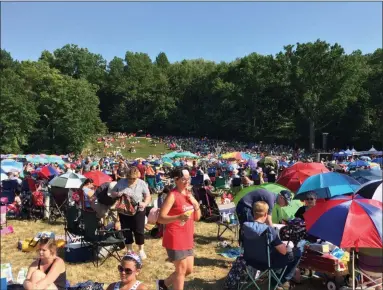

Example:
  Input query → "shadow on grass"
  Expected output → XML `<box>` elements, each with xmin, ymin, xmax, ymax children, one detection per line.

<box><xmin>184</xmin><ymin>277</ymin><xmax>226</xmax><ymax>290</ymax></box>
<box><xmin>194</xmin><ymin>234</ymin><xmax>219</xmax><ymax>245</ymax></box>
<box><xmin>194</xmin><ymin>256</ymin><xmax>231</xmax><ymax>269</ymax></box>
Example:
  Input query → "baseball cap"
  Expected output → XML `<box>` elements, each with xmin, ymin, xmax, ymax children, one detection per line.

<box><xmin>279</xmin><ymin>190</ymin><xmax>292</xmax><ymax>204</ymax></box>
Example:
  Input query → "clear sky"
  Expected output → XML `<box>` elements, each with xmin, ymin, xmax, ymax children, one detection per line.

<box><xmin>1</xmin><ymin>2</ymin><xmax>382</xmax><ymax>63</ymax></box>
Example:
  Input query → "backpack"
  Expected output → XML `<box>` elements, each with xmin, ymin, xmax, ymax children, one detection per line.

<box><xmin>96</xmin><ymin>182</ymin><xmax>117</xmax><ymax>206</ymax></box>
<box><xmin>224</xmin><ymin>256</ymin><xmax>248</xmax><ymax>290</ymax></box>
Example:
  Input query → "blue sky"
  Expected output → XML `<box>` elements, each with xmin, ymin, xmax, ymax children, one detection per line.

<box><xmin>1</xmin><ymin>2</ymin><xmax>381</xmax><ymax>63</ymax></box>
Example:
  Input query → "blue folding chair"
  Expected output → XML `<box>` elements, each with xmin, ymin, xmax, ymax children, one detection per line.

<box><xmin>240</xmin><ymin>225</ymin><xmax>288</xmax><ymax>290</ymax></box>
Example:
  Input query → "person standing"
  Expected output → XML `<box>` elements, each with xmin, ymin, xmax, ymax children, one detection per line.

<box><xmin>156</xmin><ymin>168</ymin><xmax>201</xmax><ymax>290</ymax></box>
<box><xmin>114</xmin><ymin>167</ymin><xmax>151</xmax><ymax>260</ymax></box>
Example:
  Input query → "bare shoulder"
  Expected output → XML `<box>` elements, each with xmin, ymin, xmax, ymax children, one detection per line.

<box><xmin>137</xmin><ymin>282</ymin><xmax>148</xmax><ymax>290</ymax></box>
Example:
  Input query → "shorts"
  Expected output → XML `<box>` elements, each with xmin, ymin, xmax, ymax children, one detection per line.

<box><xmin>166</xmin><ymin>249</ymin><xmax>194</xmax><ymax>262</ymax></box>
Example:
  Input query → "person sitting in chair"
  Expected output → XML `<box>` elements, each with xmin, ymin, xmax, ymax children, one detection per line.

<box><xmin>242</xmin><ymin>201</ymin><xmax>302</xmax><ymax>290</ymax></box>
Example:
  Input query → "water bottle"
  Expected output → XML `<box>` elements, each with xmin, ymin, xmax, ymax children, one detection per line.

<box><xmin>230</xmin><ymin>214</ymin><xmax>235</xmax><ymax>224</ymax></box>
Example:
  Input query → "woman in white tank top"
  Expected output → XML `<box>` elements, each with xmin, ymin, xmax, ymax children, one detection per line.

<box><xmin>106</xmin><ymin>253</ymin><xmax>148</xmax><ymax>290</ymax></box>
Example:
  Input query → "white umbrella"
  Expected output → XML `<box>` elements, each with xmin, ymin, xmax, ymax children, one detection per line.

<box><xmin>356</xmin><ymin>180</ymin><xmax>382</xmax><ymax>202</ymax></box>
<box><xmin>49</xmin><ymin>172</ymin><xmax>86</xmax><ymax>189</ymax></box>
<box><xmin>1</xmin><ymin>173</ymin><xmax>8</xmax><ymax>181</ymax></box>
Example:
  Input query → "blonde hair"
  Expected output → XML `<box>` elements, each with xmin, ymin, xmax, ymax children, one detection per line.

<box><xmin>253</xmin><ymin>201</ymin><xmax>269</xmax><ymax>219</ymax></box>
<box><xmin>127</xmin><ymin>167</ymin><xmax>141</xmax><ymax>179</ymax></box>
<box><xmin>38</xmin><ymin>237</ymin><xmax>57</xmax><ymax>255</ymax></box>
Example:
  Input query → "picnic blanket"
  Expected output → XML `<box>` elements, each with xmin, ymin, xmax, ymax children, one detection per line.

<box><xmin>217</xmin><ymin>247</ymin><xmax>241</xmax><ymax>259</ymax></box>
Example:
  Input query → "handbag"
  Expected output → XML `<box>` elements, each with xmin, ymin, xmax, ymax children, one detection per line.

<box><xmin>115</xmin><ymin>194</ymin><xmax>137</xmax><ymax>216</ymax></box>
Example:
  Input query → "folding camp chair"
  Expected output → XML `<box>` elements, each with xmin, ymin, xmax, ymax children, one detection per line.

<box><xmin>214</xmin><ymin>177</ymin><xmax>229</xmax><ymax>195</ymax></box>
<box><xmin>1</xmin><ymin>180</ymin><xmax>18</xmax><ymax>204</ymax></box>
<box><xmin>65</xmin><ymin>205</ymin><xmax>84</xmax><ymax>243</ymax></box>
<box><xmin>240</xmin><ymin>227</ymin><xmax>288</xmax><ymax>290</ymax></box>
<box><xmin>191</xmin><ymin>174</ymin><xmax>204</xmax><ymax>186</ymax></box>
<box><xmin>81</xmin><ymin>210</ymin><xmax>126</xmax><ymax>267</ymax></box>
<box><xmin>216</xmin><ymin>202</ymin><xmax>239</xmax><ymax>242</ymax></box>
<box><xmin>231</xmin><ymin>177</ymin><xmax>242</xmax><ymax>195</ymax></box>
<box><xmin>49</xmin><ymin>187</ymin><xmax>69</xmax><ymax>223</ymax></box>
<box><xmin>193</xmin><ymin>186</ymin><xmax>219</xmax><ymax>222</ymax></box>
<box><xmin>146</xmin><ymin>176</ymin><xmax>157</xmax><ymax>194</ymax></box>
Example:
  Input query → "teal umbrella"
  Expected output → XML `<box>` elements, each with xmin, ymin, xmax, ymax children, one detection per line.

<box><xmin>174</xmin><ymin>151</ymin><xmax>198</xmax><ymax>158</ymax></box>
<box><xmin>163</xmin><ymin>152</ymin><xmax>177</xmax><ymax>159</ymax></box>
<box><xmin>30</xmin><ymin>156</ymin><xmax>49</xmax><ymax>164</ymax></box>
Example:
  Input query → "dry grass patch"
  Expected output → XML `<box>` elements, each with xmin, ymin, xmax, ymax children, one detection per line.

<box><xmin>2</xmin><ymin>219</ymin><xmax>324</xmax><ymax>289</ymax></box>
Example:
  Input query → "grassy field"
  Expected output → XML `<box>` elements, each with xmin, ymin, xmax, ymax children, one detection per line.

<box><xmin>86</xmin><ymin>137</ymin><xmax>169</xmax><ymax>159</ymax></box>
<box><xmin>1</xmin><ymin>219</ymin><xmax>326</xmax><ymax>290</ymax></box>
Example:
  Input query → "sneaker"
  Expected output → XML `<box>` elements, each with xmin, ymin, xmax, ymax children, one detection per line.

<box><xmin>139</xmin><ymin>250</ymin><xmax>147</xmax><ymax>260</ymax></box>
<box><xmin>156</xmin><ymin>279</ymin><xmax>168</xmax><ymax>290</ymax></box>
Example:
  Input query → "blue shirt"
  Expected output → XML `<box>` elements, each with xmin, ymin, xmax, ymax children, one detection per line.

<box><xmin>239</xmin><ymin>189</ymin><xmax>276</xmax><ymax>215</ymax></box>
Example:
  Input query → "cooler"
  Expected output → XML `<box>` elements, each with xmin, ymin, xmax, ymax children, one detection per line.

<box><xmin>64</xmin><ymin>242</ymin><xmax>93</xmax><ymax>263</ymax></box>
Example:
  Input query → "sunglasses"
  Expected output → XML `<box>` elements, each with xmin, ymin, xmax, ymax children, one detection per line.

<box><xmin>118</xmin><ymin>265</ymin><xmax>134</xmax><ymax>275</ymax></box>
<box><xmin>306</xmin><ymin>198</ymin><xmax>315</xmax><ymax>201</ymax></box>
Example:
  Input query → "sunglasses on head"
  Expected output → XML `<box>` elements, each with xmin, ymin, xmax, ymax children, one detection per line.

<box><xmin>118</xmin><ymin>265</ymin><xmax>134</xmax><ymax>275</ymax></box>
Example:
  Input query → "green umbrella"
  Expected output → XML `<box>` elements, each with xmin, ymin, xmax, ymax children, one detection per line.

<box><xmin>163</xmin><ymin>162</ymin><xmax>173</xmax><ymax>168</ymax></box>
<box><xmin>233</xmin><ymin>183</ymin><xmax>303</xmax><ymax>223</ymax></box>
<box><xmin>163</xmin><ymin>152</ymin><xmax>177</xmax><ymax>159</ymax></box>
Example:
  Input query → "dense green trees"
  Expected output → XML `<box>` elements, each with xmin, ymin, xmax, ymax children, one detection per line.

<box><xmin>1</xmin><ymin>39</ymin><xmax>381</xmax><ymax>154</ymax></box>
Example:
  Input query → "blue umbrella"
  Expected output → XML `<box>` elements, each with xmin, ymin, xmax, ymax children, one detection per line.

<box><xmin>351</xmin><ymin>170</ymin><xmax>382</xmax><ymax>184</ymax></box>
<box><xmin>0</xmin><ymin>159</ymin><xmax>23</xmax><ymax>173</ymax></box>
<box><xmin>348</xmin><ymin>160</ymin><xmax>369</xmax><ymax>168</ymax></box>
<box><xmin>372</xmin><ymin>157</ymin><xmax>383</xmax><ymax>164</ymax></box>
<box><xmin>295</xmin><ymin>172</ymin><xmax>361</xmax><ymax>199</ymax></box>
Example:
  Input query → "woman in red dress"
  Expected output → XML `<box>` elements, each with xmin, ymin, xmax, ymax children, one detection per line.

<box><xmin>156</xmin><ymin>168</ymin><xmax>201</xmax><ymax>290</ymax></box>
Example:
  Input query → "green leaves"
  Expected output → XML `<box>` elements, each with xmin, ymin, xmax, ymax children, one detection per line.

<box><xmin>1</xmin><ymin>41</ymin><xmax>381</xmax><ymax>153</ymax></box>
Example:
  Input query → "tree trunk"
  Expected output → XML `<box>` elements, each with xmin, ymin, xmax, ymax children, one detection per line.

<box><xmin>309</xmin><ymin>120</ymin><xmax>315</xmax><ymax>152</ymax></box>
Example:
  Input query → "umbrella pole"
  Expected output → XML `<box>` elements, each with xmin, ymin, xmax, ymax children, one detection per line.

<box><xmin>352</xmin><ymin>249</ymin><xmax>355</xmax><ymax>290</ymax></box>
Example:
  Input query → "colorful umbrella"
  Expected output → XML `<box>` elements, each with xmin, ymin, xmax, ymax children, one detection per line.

<box><xmin>83</xmin><ymin>171</ymin><xmax>112</xmax><ymax>186</ymax></box>
<box><xmin>222</xmin><ymin>152</ymin><xmax>252</xmax><ymax>160</ymax></box>
<box><xmin>304</xmin><ymin>195</ymin><xmax>382</xmax><ymax>248</ymax></box>
<box><xmin>355</xmin><ymin>180</ymin><xmax>382</xmax><ymax>202</ymax></box>
<box><xmin>0</xmin><ymin>159</ymin><xmax>23</xmax><ymax>173</ymax></box>
<box><xmin>350</xmin><ymin>169</ymin><xmax>382</xmax><ymax>184</ymax></box>
<box><xmin>348</xmin><ymin>160</ymin><xmax>369</xmax><ymax>168</ymax></box>
<box><xmin>233</xmin><ymin>184</ymin><xmax>303</xmax><ymax>223</ymax></box>
<box><xmin>295</xmin><ymin>172</ymin><xmax>361</xmax><ymax>199</ymax></box>
<box><xmin>276</xmin><ymin>162</ymin><xmax>329</xmax><ymax>192</ymax></box>
<box><xmin>49</xmin><ymin>172</ymin><xmax>86</xmax><ymax>188</ymax></box>
<box><xmin>38</xmin><ymin>166</ymin><xmax>60</xmax><ymax>179</ymax></box>
<box><xmin>372</xmin><ymin>157</ymin><xmax>382</xmax><ymax>165</ymax></box>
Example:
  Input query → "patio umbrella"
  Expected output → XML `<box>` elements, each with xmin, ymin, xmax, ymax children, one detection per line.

<box><xmin>83</xmin><ymin>171</ymin><xmax>112</xmax><ymax>186</ymax></box>
<box><xmin>1</xmin><ymin>173</ymin><xmax>8</xmax><ymax>181</ymax></box>
<box><xmin>0</xmin><ymin>159</ymin><xmax>23</xmax><ymax>173</ymax></box>
<box><xmin>162</xmin><ymin>152</ymin><xmax>177</xmax><ymax>159</ymax></box>
<box><xmin>372</xmin><ymin>157</ymin><xmax>382</xmax><ymax>164</ymax></box>
<box><xmin>360</xmin><ymin>156</ymin><xmax>371</xmax><ymax>161</ymax></box>
<box><xmin>30</xmin><ymin>156</ymin><xmax>49</xmax><ymax>164</ymax></box>
<box><xmin>49</xmin><ymin>172</ymin><xmax>86</xmax><ymax>188</ymax></box>
<box><xmin>348</xmin><ymin>160</ymin><xmax>369</xmax><ymax>168</ymax></box>
<box><xmin>350</xmin><ymin>169</ymin><xmax>382</xmax><ymax>184</ymax></box>
<box><xmin>304</xmin><ymin>195</ymin><xmax>382</xmax><ymax>249</ymax></box>
<box><xmin>173</xmin><ymin>151</ymin><xmax>198</xmax><ymax>158</ymax></box>
<box><xmin>222</xmin><ymin>152</ymin><xmax>252</xmax><ymax>160</ymax></box>
<box><xmin>276</xmin><ymin>162</ymin><xmax>329</xmax><ymax>192</ymax></box>
<box><xmin>355</xmin><ymin>180</ymin><xmax>382</xmax><ymax>202</ymax></box>
<box><xmin>295</xmin><ymin>172</ymin><xmax>361</xmax><ymax>200</ymax></box>
<box><xmin>38</xmin><ymin>165</ymin><xmax>60</xmax><ymax>179</ymax></box>
<box><xmin>233</xmin><ymin>184</ymin><xmax>303</xmax><ymax>223</ymax></box>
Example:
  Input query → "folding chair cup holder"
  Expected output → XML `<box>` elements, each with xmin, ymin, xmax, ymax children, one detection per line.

<box><xmin>240</xmin><ymin>229</ymin><xmax>288</xmax><ymax>290</ymax></box>
<box><xmin>216</xmin><ymin>202</ymin><xmax>239</xmax><ymax>242</ymax></box>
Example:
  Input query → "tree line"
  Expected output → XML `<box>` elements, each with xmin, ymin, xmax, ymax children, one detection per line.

<box><xmin>1</xmin><ymin>39</ymin><xmax>382</xmax><ymax>154</ymax></box>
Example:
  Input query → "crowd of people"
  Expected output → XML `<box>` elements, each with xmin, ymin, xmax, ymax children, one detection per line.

<box><xmin>1</xmin><ymin>134</ymin><xmax>382</xmax><ymax>290</ymax></box>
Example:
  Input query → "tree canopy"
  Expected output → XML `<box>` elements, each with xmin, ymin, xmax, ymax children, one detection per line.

<box><xmin>1</xmin><ymin>39</ymin><xmax>381</xmax><ymax>153</ymax></box>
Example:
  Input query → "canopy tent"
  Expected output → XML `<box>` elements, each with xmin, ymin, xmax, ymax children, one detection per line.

<box><xmin>233</xmin><ymin>184</ymin><xmax>303</xmax><ymax>223</ymax></box>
